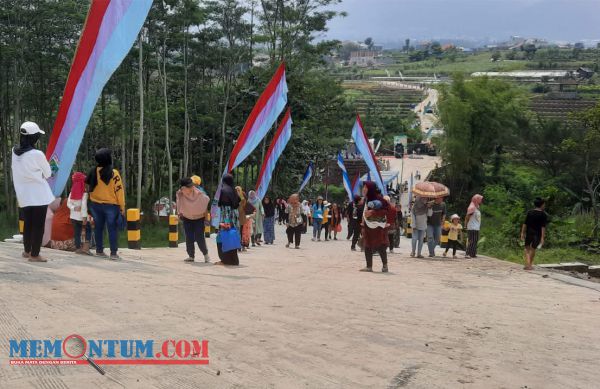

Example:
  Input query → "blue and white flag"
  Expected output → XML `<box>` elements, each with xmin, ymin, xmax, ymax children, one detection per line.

<box><xmin>337</xmin><ymin>152</ymin><xmax>353</xmax><ymax>202</ymax></box>
<box><xmin>298</xmin><ymin>162</ymin><xmax>313</xmax><ymax>193</ymax></box>
<box><xmin>351</xmin><ymin>114</ymin><xmax>386</xmax><ymax>194</ymax></box>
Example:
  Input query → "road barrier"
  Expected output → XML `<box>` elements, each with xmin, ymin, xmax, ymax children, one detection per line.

<box><xmin>127</xmin><ymin>209</ymin><xmax>141</xmax><ymax>249</ymax></box>
<box><xmin>169</xmin><ymin>215</ymin><xmax>178</xmax><ymax>248</ymax></box>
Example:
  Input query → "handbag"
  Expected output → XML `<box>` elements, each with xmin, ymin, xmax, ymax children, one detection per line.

<box><xmin>335</xmin><ymin>224</ymin><xmax>342</xmax><ymax>233</ymax></box>
<box><xmin>219</xmin><ymin>227</ymin><xmax>241</xmax><ymax>252</ymax></box>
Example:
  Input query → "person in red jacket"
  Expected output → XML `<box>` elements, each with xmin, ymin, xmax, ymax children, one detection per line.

<box><xmin>360</xmin><ymin>181</ymin><xmax>390</xmax><ymax>273</ymax></box>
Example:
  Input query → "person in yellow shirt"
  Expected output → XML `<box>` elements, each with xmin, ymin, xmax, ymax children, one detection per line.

<box><xmin>86</xmin><ymin>148</ymin><xmax>125</xmax><ymax>260</ymax></box>
<box><xmin>321</xmin><ymin>201</ymin><xmax>331</xmax><ymax>241</ymax></box>
<box><xmin>443</xmin><ymin>214</ymin><xmax>463</xmax><ymax>259</ymax></box>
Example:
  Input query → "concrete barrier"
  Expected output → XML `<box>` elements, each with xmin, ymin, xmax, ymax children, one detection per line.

<box><xmin>168</xmin><ymin>214</ymin><xmax>178</xmax><ymax>248</ymax></box>
<box><xmin>127</xmin><ymin>208</ymin><xmax>141</xmax><ymax>249</ymax></box>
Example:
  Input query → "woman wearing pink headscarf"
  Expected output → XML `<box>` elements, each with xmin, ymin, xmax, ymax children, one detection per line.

<box><xmin>67</xmin><ymin>172</ymin><xmax>90</xmax><ymax>254</ymax></box>
<box><xmin>465</xmin><ymin>194</ymin><xmax>483</xmax><ymax>258</ymax></box>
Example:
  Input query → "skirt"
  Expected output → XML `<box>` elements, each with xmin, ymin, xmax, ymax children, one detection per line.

<box><xmin>263</xmin><ymin>216</ymin><xmax>275</xmax><ymax>243</ymax></box>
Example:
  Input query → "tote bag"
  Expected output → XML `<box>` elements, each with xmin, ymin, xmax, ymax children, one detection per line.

<box><xmin>220</xmin><ymin>227</ymin><xmax>241</xmax><ymax>252</ymax></box>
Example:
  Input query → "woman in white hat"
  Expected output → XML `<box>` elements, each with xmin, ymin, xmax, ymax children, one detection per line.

<box><xmin>11</xmin><ymin>121</ymin><xmax>55</xmax><ymax>262</ymax></box>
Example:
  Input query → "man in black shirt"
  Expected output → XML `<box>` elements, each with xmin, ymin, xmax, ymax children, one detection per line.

<box><xmin>520</xmin><ymin>198</ymin><xmax>548</xmax><ymax>270</ymax></box>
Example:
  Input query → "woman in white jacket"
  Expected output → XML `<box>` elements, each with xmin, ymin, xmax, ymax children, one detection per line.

<box><xmin>11</xmin><ymin>122</ymin><xmax>55</xmax><ymax>262</ymax></box>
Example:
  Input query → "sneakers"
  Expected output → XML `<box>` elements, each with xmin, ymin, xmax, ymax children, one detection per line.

<box><xmin>417</xmin><ymin>255</ymin><xmax>424</xmax><ymax>259</ymax></box>
<box><xmin>382</xmin><ymin>266</ymin><xmax>389</xmax><ymax>273</ymax></box>
<box><xmin>351</xmin><ymin>247</ymin><xmax>356</xmax><ymax>251</ymax></box>
<box><xmin>389</xmin><ymin>249</ymin><xmax>394</xmax><ymax>253</ymax></box>
<box><xmin>204</xmin><ymin>254</ymin><xmax>211</xmax><ymax>263</ymax></box>
<box><xmin>285</xmin><ymin>243</ymin><xmax>291</xmax><ymax>248</ymax></box>
<box><xmin>452</xmin><ymin>255</ymin><xmax>457</xmax><ymax>259</ymax></box>
<box><xmin>109</xmin><ymin>254</ymin><xmax>121</xmax><ymax>260</ymax></box>
<box><xmin>410</xmin><ymin>252</ymin><xmax>415</xmax><ymax>257</ymax></box>
<box><xmin>28</xmin><ymin>256</ymin><xmax>47</xmax><ymax>263</ymax></box>
<box><xmin>442</xmin><ymin>252</ymin><xmax>447</xmax><ymax>257</ymax></box>
<box><xmin>184</xmin><ymin>257</ymin><xmax>195</xmax><ymax>262</ymax></box>
<box><xmin>96</xmin><ymin>252</ymin><xmax>108</xmax><ymax>258</ymax></box>
<box><xmin>428</xmin><ymin>254</ymin><xmax>435</xmax><ymax>258</ymax></box>
<box><xmin>359</xmin><ymin>267</ymin><xmax>373</xmax><ymax>272</ymax></box>
<box><xmin>294</xmin><ymin>246</ymin><xmax>300</xmax><ymax>249</ymax></box>
<box><xmin>311</xmin><ymin>238</ymin><xmax>316</xmax><ymax>242</ymax></box>
<box><xmin>21</xmin><ymin>252</ymin><xmax>29</xmax><ymax>258</ymax></box>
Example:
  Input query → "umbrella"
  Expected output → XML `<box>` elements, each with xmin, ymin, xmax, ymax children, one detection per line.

<box><xmin>412</xmin><ymin>181</ymin><xmax>449</xmax><ymax>198</ymax></box>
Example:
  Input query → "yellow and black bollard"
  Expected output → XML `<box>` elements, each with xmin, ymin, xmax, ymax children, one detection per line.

<box><xmin>440</xmin><ymin>221</ymin><xmax>450</xmax><ymax>249</ymax></box>
<box><xmin>168</xmin><ymin>214</ymin><xmax>179</xmax><ymax>248</ymax></box>
<box><xmin>406</xmin><ymin>217</ymin><xmax>412</xmax><ymax>239</ymax></box>
<box><xmin>127</xmin><ymin>209</ymin><xmax>141</xmax><ymax>249</ymax></box>
<box><xmin>18</xmin><ymin>208</ymin><xmax>24</xmax><ymax>235</ymax></box>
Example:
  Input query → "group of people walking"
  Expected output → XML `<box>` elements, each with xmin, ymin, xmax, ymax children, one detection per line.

<box><xmin>11</xmin><ymin>121</ymin><xmax>548</xmax><ymax>272</ymax></box>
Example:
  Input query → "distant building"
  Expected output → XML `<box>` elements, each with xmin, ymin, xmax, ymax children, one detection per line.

<box><xmin>577</xmin><ymin>67</ymin><xmax>595</xmax><ymax>79</ymax></box>
<box><xmin>349</xmin><ymin>51</ymin><xmax>377</xmax><ymax>67</ymax></box>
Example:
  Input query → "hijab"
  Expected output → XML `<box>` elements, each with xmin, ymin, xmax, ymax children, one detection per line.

<box><xmin>364</xmin><ymin>181</ymin><xmax>388</xmax><ymax>208</ymax></box>
<box><xmin>218</xmin><ymin>174</ymin><xmax>240</xmax><ymax>208</ymax></box>
<box><xmin>70</xmin><ymin>172</ymin><xmax>86</xmax><ymax>201</ymax></box>
<box><xmin>248</xmin><ymin>190</ymin><xmax>260</xmax><ymax>207</ymax></box>
<box><xmin>14</xmin><ymin>133</ymin><xmax>41</xmax><ymax>156</ymax></box>
<box><xmin>467</xmin><ymin>194</ymin><xmax>484</xmax><ymax>215</ymax></box>
<box><xmin>86</xmin><ymin>148</ymin><xmax>114</xmax><ymax>191</ymax></box>
<box><xmin>263</xmin><ymin>196</ymin><xmax>275</xmax><ymax>217</ymax></box>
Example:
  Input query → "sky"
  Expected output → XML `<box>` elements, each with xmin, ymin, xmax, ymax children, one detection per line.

<box><xmin>323</xmin><ymin>0</ymin><xmax>600</xmax><ymax>46</ymax></box>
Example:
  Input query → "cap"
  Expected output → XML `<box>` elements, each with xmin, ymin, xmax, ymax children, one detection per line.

<box><xmin>450</xmin><ymin>214</ymin><xmax>460</xmax><ymax>220</ymax></box>
<box><xmin>191</xmin><ymin>175</ymin><xmax>201</xmax><ymax>186</ymax></box>
<box><xmin>20</xmin><ymin>121</ymin><xmax>45</xmax><ymax>135</ymax></box>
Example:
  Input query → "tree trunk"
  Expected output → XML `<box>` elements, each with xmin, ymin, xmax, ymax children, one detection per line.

<box><xmin>218</xmin><ymin>73</ymin><xmax>231</xmax><ymax>176</ymax></box>
<box><xmin>137</xmin><ymin>33</ymin><xmax>144</xmax><ymax>210</ymax></box>
<box><xmin>182</xmin><ymin>25</ymin><xmax>190</xmax><ymax>176</ymax></box>
<box><xmin>158</xmin><ymin>38</ymin><xmax>173</xmax><ymax>207</ymax></box>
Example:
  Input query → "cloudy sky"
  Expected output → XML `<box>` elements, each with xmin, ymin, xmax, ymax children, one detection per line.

<box><xmin>324</xmin><ymin>0</ymin><xmax>600</xmax><ymax>45</ymax></box>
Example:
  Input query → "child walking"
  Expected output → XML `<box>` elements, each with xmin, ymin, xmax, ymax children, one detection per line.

<box><xmin>443</xmin><ymin>214</ymin><xmax>463</xmax><ymax>259</ymax></box>
<box><xmin>67</xmin><ymin>172</ymin><xmax>91</xmax><ymax>255</ymax></box>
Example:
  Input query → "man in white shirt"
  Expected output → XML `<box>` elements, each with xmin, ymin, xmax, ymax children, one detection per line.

<box><xmin>11</xmin><ymin>121</ymin><xmax>55</xmax><ymax>262</ymax></box>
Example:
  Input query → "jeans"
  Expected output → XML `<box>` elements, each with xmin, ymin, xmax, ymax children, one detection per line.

<box><xmin>22</xmin><ymin>205</ymin><xmax>48</xmax><ymax>257</ymax></box>
<box><xmin>90</xmin><ymin>202</ymin><xmax>120</xmax><ymax>255</ymax></box>
<box><xmin>427</xmin><ymin>224</ymin><xmax>442</xmax><ymax>256</ymax></box>
<box><xmin>182</xmin><ymin>217</ymin><xmax>208</xmax><ymax>258</ymax></box>
<box><xmin>313</xmin><ymin>218</ymin><xmax>323</xmax><ymax>239</ymax></box>
<box><xmin>71</xmin><ymin>219</ymin><xmax>92</xmax><ymax>249</ymax></box>
<box><xmin>411</xmin><ymin>229</ymin><xmax>426</xmax><ymax>256</ymax></box>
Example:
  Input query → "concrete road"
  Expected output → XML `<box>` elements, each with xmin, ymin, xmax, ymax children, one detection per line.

<box><xmin>0</xmin><ymin>225</ymin><xmax>599</xmax><ymax>388</ymax></box>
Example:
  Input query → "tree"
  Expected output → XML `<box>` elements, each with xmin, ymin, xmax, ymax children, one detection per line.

<box><xmin>437</xmin><ymin>74</ymin><xmax>525</xmax><ymax>200</ymax></box>
<box><xmin>491</xmin><ymin>51</ymin><xmax>501</xmax><ymax>62</ymax></box>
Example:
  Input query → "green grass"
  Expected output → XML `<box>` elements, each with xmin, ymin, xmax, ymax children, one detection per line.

<box><xmin>363</xmin><ymin>52</ymin><xmax>529</xmax><ymax>77</ymax></box>
<box><xmin>481</xmin><ymin>245</ymin><xmax>600</xmax><ymax>266</ymax></box>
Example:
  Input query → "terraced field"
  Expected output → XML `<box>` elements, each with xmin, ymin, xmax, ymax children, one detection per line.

<box><xmin>530</xmin><ymin>97</ymin><xmax>596</xmax><ymax>123</ymax></box>
<box><xmin>343</xmin><ymin>80</ymin><xmax>424</xmax><ymax>119</ymax></box>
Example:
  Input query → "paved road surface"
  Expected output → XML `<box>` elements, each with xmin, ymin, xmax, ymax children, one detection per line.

<box><xmin>0</xmin><ymin>226</ymin><xmax>598</xmax><ymax>388</ymax></box>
